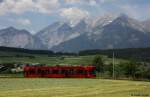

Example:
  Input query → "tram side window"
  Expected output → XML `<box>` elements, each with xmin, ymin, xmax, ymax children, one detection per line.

<box><xmin>84</xmin><ymin>70</ymin><xmax>87</xmax><ymax>75</ymax></box>
<box><xmin>38</xmin><ymin>69</ymin><xmax>41</xmax><ymax>74</ymax></box>
<box><xmin>49</xmin><ymin>70</ymin><xmax>52</xmax><ymax>74</ymax></box>
<box><xmin>70</xmin><ymin>69</ymin><xmax>76</xmax><ymax>75</ymax></box>
<box><xmin>52</xmin><ymin>70</ymin><xmax>59</xmax><ymax>74</ymax></box>
<box><xmin>41</xmin><ymin>70</ymin><xmax>45</xmax><ymax>74</ymax></box>
<box><xmin>78</xmin><ymin>70</ymin><xmax>84</xmax><ymax>74</ymax></box>
<box><xmin>45</xmin><ymin>70</ymin><xmax>49</xmax><ymax>74</ymax></box>
<box><xmin>61</xmin><ymin>70</ymin><xmax>66</xmax><ymax>74</ymax></box>
<box><xmin>29</xmin><ymin>70</ymin><xmax>35</xmax><ymax>74</ymax></box>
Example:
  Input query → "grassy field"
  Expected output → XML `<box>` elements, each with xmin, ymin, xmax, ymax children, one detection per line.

<box><xmin>0</xmin><ymin>78</ymin><xmax>149</xmax><ymax>97</ymax></box>
<box><xmin>0</xmin><ymin>55</ymin><xmax>95</xmax><ymax>65</ymax></box>
<box><xmin>0</xmin><ymin>47</ymin><xmax>128</xmax><ymax>65</ymax></box>
<box><xmin>0</xmin><ymin>54</ymin><xmax>127</xmax><ymax>65</ymax></box>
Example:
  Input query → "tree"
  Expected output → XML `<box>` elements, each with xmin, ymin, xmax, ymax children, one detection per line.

<box><xmin>92</xmin><ymin>55</ymin><xmax>104</xmax><ymax>73</ymax></box>
<box><xmin>124</xmin><ymin>59</ymin><xmax>137</xmax><ymax>79</ymax></box>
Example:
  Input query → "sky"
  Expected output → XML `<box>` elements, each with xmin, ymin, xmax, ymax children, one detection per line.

<box><xmin>0</xmin><ymin>0</ymin><xmax>150</xmax><ymax>34</ymax></box>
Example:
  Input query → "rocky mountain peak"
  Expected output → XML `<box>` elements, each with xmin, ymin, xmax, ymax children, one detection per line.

<box><xmin>3</xmin><ymin>26</ymin><xmax>17</xmax><ymax>32</ymax></box>
<box><xmin>0</xmin><ymin>14</ymin><xmax>150</xmax><ymax>52</ymax></box>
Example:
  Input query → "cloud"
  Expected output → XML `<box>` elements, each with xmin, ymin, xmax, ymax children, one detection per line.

<box><xmin>64</xmin><ymin>0</ymin><xmax>117</xmax><ymax>6</ymax></box>
<box><xmin>118</xmin><ymin>4</ymin><xmax>150</xmax><ymax>20</ymax></box>
<box><xmin>0</xmin><ymin>0</ymin><xmax>3</xmax><ymax>3</ymax></box>
<box><xmin>64</xmin><ymin>0</ymin><xmax>81</xmax><ymax>4</ymax></box>
<box><xmin>0</xmin><ymin>0</ymin><xmax>33</xmax><ymax>15</ymax></box>
<box><xmin>16</xmin><ymin>18</ymin><xmax>32</xmax><ymax>25</ymax></box>
<box><xmin>64</xmin><ymin>0</ymin><xmax>96</xmax><ymax>6</ymax></box>
<box><xmin>35</xmin><ymin>0</ymin><xmax>60</xmax><ymax>14</ymax></box>
<box><xmin>0</xmin><ymin>0</ymin><xmax>60</xmax><ymax>15</ymax></box>
<box><xmin>60</xmin><ymin>7</ymin><xmax>89</xmax><ymax>25</ymax></box>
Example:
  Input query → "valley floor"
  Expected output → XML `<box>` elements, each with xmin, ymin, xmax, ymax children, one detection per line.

<box><xmin>0</xmin><ymin>78</ymin><xmax>149</xmax><ymax>97</ymax></box>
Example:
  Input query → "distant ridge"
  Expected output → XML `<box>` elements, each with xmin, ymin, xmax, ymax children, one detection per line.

<box><xmin>0</xmin><ymin>46</ymin><xmax>53</xmax><ymax>55</ymax></box>
<box><xmin>1</xmin><ymin>46</ymin><xmax>150</xmax><ymax>62</ymax></box>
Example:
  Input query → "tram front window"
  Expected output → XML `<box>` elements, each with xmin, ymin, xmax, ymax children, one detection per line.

<box><xmin>90</xmin><ymin>69</ymin><xmax>96</xmax><ymax>75</ymax></box>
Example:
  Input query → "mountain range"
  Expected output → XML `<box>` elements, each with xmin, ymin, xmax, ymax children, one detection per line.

<box><xmin>0</xmin><ymin>14</ymin><xmax>150</xmax><ymax>52</ymax></box>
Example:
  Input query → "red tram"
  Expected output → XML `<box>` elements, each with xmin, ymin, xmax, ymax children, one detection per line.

<box><xmin>24</xmin><ymin>65</ymin><xmax>96</xmax><ymax>78</ymax></box>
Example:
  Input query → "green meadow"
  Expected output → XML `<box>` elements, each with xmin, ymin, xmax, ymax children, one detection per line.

<box><xmin>0</xmin><ymin>78</ymin><xmax>149</xmax><ymax>97</ymax></box>
<box><xmin>0</xmin><ymin>54</ymin><xmax>126</xmax><ymax>65</ymax></box>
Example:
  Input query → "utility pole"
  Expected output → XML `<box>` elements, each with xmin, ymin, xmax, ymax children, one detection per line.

<box><xmin>112</xmin><ymin>51</ymin><xmax>115</xmax><ymax>79</ymax></box>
